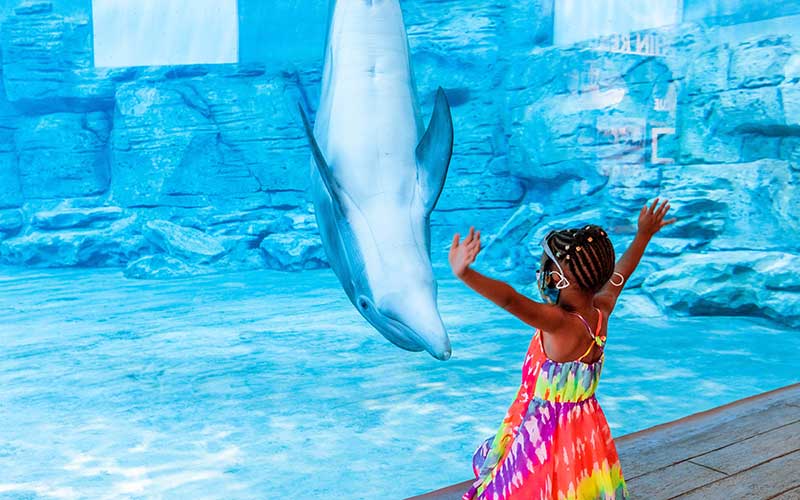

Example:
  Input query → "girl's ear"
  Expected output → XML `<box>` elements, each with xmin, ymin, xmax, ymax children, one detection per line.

<box><xmin>560</xmin><ymin>263</ymin><xmax>577</xmax><ymax>285</ymax></box>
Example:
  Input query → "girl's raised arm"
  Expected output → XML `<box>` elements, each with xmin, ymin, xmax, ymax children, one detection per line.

<box><xmin>449</xmin><ymin>226</ymin><xmax>567</xmax><ymax>332</ymax></box>
<box><xmin>595</xmin><ymin>198</ymin><xmax>676</xmax><ymax>313</ymax></box>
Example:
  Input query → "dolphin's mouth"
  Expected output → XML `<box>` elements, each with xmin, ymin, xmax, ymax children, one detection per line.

<box><xmin>357</xmin><ymin>294</ymin><xmax>442</xmax><ymax>357</ymax></box>
<box><xmin>381</xmin><ymin>309</ymin><xmax>428</xmax><ymax>350</ymax></box>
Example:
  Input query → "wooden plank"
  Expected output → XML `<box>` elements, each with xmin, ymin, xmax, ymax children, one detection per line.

<box><xmin>690</xmin><ymin>420</ymin><xmax>800</xmax><ymax>475</ymax></box>
<box><xmin>769</xmin><ymin>485</ymin><xmax>800</xmax><ymax>499</ymax></box>
<box><xmin>625</xmin><ymin>460</ymin><xmax>726</xmax><ymax>499</ymax></box>
<box><xmin>406</xmin><ymin>480</ymin><xmax>473</xmax><ymax>500</ymax></box>
<box><xmin>619</xmin><ymin>400</ymin><xmax>799</xmax><ymax>478</ymax></box>
<box><xmin>674</xmin><ymin>450</ymin><xmax>800</xmax><ymax>499</ymax></box>
<box><xmin>408</xmin><ymin>384</ymin><xmax>800</xmax><ymax>500</ymax></box>
<box><xmin>617</xmin><ymin>384</ymin><xmax>800</xmax><ymax>479</ymax></box>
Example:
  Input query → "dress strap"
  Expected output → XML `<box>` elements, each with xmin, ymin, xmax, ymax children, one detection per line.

<box><xmin>569</xmin><ymin>307</ymin><xmax>605</xmax><ymax>346</ymax></box>
<box><xmin>568</xmin><ymin>310</ymin><xmax>594</xmax><ymax>338</ymax></box>
<box><xmin>575</xmin><ymin>307</ymin><xmax>605</xmax><ymax>362</ymax></box>
<box><xmin>594</xmin><ymin>307</ymin><xmax>603</xmax><ymax>337</ymax></box>
<box><xmin>576</xmin><ymin>339</ymin><xmax>595</xmax><ymax>362</ymax></box>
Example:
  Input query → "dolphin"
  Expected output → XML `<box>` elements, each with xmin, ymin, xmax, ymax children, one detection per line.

<box><xmin>298</xmin><ymin>0</ymin><xmax>454</xmax><ymax>360</ymax></box>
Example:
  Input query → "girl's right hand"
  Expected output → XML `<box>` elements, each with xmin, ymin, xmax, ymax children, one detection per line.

<box><xmin>449</xmin><ymin>226</ymin><xmax>481</xmax><ymax>278</ymax></box>
<box><xmin>638</xmin><ymin>197</ymin><xmax>677</xmax><ymax>238</ymax></box>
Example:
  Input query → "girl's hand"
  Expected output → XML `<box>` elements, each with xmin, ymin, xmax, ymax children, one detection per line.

<box><xmin>449</xmin><ymin>226</ymin><xmax>481</xmax><ymax>278</ymax></box>
<box><xmin>637</xmin><ymin>197</ymin><xmax>677</xmax><ymax>238</ymax></box>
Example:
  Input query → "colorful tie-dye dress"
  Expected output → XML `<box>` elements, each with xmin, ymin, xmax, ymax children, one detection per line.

<box><xmin>462</xmin><ymin>307</ymin><xmax>629</xmax><ymax>500</ymax></box>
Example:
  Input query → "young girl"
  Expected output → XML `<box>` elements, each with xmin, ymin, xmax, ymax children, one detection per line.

<box><xmin>449</xmin><ymin>198</ymin><xmax>676</xmax><ymax>500</ymax></box>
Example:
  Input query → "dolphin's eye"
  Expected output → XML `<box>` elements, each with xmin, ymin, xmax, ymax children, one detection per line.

<box><xmin>359</xmin><ymin>298</ymin><xmax>369</xmax><ymax>310</ymax></box>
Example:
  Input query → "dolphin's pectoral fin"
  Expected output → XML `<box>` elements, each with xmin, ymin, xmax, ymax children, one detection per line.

<box><xmin>298</xmin><ymin>103</ymin><xmax>348</xmax><ymax>217</ymax></box>
<box><xmin>415</xmin><ymin>87</ymin><xmax>454</xmax><ymax>215</ymax></box>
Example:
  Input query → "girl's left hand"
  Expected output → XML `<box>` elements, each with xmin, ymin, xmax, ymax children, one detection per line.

<box><xmin>449</xmin><ymin>226</ymin><xmax>481</xmax><ymax>278</ymax></box>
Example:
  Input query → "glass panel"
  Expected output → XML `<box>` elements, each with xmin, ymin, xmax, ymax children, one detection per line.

<box><xmin>91</xmin><ymin>0</ymin><xmax>238</xmax><ymax>67</ymax></box>
<box><xmin>554</xmin><ymin>0</ymin><xmax>682</xmax><ymax>45</ymax></box>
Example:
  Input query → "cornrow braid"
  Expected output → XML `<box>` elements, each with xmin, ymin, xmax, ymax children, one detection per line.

<box><xmin>544</xmin><ymin>224</ymin><xmax>616</xmax><ymax>293</ymax></box>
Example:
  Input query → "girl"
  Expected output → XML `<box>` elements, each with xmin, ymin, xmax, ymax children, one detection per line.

<box><xmin>449</xmin><ymin>198</ymin><xmax>676</xmax><ymax>500</ymax></box>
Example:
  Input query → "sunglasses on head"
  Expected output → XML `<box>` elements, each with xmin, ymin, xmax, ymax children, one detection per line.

<box><xmin>535</xmin><ymin>230</ymin><xmax>570</xmax><ymax>290</ymax></box>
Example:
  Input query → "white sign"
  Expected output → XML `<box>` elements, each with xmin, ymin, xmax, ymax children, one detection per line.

<box><xmin>593</xmin><ymin>31</ymin><xmax>668</xmax><ymax>57</ymax></box>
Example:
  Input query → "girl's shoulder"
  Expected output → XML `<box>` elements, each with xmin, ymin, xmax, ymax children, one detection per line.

<box><xmin>593</xmin><ymin>288</ymin><xmax>620</xmax><ymax>316</ymax></box>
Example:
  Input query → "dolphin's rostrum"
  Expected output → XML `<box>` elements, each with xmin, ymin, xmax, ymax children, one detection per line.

<box><xmin>298</xmin><ymin>0</ymin><xmax>454</xmax><ymax>360</ymax></box>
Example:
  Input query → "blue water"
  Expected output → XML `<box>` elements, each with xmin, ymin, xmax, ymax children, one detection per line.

<box><xmin>0</xmin><ymin>266</ymin><xmax>797</xmax><ymax>499</ymax></box>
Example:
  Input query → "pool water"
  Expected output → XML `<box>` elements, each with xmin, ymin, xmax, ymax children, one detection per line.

<box><xmin>0</xmin><ymin>267</ymin><xmax>797</xmax><ymax>499</ymax></box>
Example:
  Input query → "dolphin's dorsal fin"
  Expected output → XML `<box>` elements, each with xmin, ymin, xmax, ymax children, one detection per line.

<box><xmin>415</xmin><ymin>87</ymin><xmax>454</xmax><ymax>215</ymax></box>
<box><xmin>298</xmin><ymin>103</ymin><xmax>348</xmax><ymax>217</ymax></box>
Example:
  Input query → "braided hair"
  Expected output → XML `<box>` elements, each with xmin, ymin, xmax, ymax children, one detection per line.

<box><xmin>544</xmin><ymin>224</ymin><xmax>616</xmax><ymax>293</ymax></box>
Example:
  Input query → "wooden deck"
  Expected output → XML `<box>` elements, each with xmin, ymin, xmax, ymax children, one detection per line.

<box><xmin>407</xmin><ymin>383</ymin><xmax>800</xmax><ymax>500</ymax></box>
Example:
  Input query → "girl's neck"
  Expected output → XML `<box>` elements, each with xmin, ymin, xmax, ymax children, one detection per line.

<box><xmin>558</xmin><ymin>292</ymin><xmax>595</xmax><ymax>313</ymax></box>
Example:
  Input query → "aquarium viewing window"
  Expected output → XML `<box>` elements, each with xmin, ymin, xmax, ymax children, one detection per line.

<box><xmin>554</xmin><ymin>0</ymin><xmax>682</xmax><ymax>45</ymax></box>
<box><xmin>91</xmin><ymin>0</ymin><xmax>239</xmax><ymax>68</ymax></box>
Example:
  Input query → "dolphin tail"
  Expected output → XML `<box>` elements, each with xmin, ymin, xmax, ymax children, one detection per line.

<box><xmin>298</xmin><ymin>103</ymin><xmax>348</xmax><ymax>218</ymax></box>
<box><xmin>415</xmin><ymin>87</ymin><xmax>454</xmax><ymax>215</ymax></box>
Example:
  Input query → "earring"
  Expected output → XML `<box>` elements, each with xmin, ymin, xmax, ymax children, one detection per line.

<box><xmin>610</xmin><ymin>272</ymin><xmax>624</xmax><ymax>286</ymax></box>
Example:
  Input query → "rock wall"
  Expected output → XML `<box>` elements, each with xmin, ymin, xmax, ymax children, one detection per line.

<box><xmin>0</xmin><ymin>0</ymin><xmax>798</xmax><ymax>328</ymax></box>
